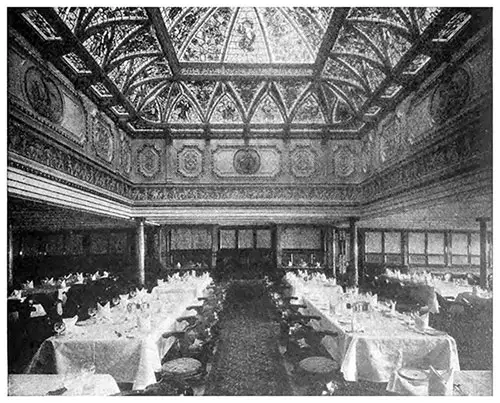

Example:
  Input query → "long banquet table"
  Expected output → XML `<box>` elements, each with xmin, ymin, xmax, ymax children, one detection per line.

<box><xmin>8</xmin><ymin>374</ymin><xmax>120</xmax><ymax>396</ymax></box>
<box><xmin>298</xmin><ymin>294</ymin><xmax>460</xmax><ymax>383</ymax></box>
<box><xmin>25</xmin><ymin>285</ymin><xmax>210</xmax><ymax>390</ymax></box>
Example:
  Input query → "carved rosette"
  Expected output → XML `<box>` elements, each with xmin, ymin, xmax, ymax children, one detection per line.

<box><xmin>333</xmin><ymin>146</ymin><xmax>355</xmax><ymax>177</ymax></box>
<box><xmin>177</xmin><ymin>146</ymin><xmax>203</xmax><ymax>178</ymax></box>
<box><xmin>430</xmin><ymin>67</ymin><xmax>471</xmax><ymax>125</ymax></box>
<box><xmin>24</xmin><ymin>66</ymin><xmax>64</xmax><ymax>123</ymax></box>
<box><xmin>233</xmin><ymin>148</ymin><xmax>261</xmax><ymax>175</ymax></box>
<box><xmin>137</xmin><ymin>144</ymin><xmax>161</xmax><ymax>178</ymax></box>
<box><xmin>290</xmin><ymin>146</ymin><xmax>317</xmax><ymax>178</ymax></box>
<box><xmin>92</xmin><ymin>114</ymin><xmax>114</xmax><ymax>163</ymax></box>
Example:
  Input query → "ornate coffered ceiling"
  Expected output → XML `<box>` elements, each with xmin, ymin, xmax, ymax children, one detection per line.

<box><xmin>9</xmin><ymin>7</ymin><xmax>489</xmax><ymax>139</ymax></box>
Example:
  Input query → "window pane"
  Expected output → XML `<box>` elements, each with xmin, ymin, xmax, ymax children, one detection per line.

<box><xmin>427</xmin><ymin>233</ymin><xmax>444</xmax><ymax>254</ymax></box>
<box><xmin>386</xmin><ymin>254</ymin><xmax>402</xmax><ymax>264</ymax></box>
<box><xmin>238</xmin><ymin>229</ymin><xmax>254</xmax><ymax>249</ymax></box>
<box><xmin>384</xmin><ymin>232</ymin><xmax>401</xmax><ymax>254</ymax></box>
<box><xmin>366</xmin><ymin>253</ymin><xmax>384</xmax><ymax>264</ymax></box>
<box><xmin>409</xmin><ymin>232</ymin><xmax>425</xmax><ymax>254</ymax></box>
<box><xmin>452</xmin><ymin>255</ymin><xmax>468</xmax><ymax>265</ymax></box>
<box><xmin>452</xmin><ymin>233</ymin><xmax>468</xmax><ymax>254</ymax></box>
<box><xmin>470</xmin><ymin>233</ymin><xmax>480</xmax><ymax>255</ymax></box>
<box><xmin>220</xmin><ymin>229</ymin><xmax>236</xmax><ymax>249</ymax></box>
<box><xmin>409</xmin><ymin>254</ymin><xmax>426</xmax><ymax>264</ymax></box>
<box><xmin>365</xmin><ymin>232</ymin><xmax>382</xmax><ymax>253</ymax></box>
<box><xmin>256</xmin><ymin>229</ymin><xmax>271</xmax><ymax>248</ymax></box>
<box><xmin>428</xmin><ymin>254</ymin><xmax>445</xmax><ymax>265</ymax></box>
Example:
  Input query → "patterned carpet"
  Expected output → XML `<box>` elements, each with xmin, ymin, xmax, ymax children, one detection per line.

<box><xmin>204</xmin><ymin>280</ymin><xmax>292</xmax><ymax>395</ymax></box>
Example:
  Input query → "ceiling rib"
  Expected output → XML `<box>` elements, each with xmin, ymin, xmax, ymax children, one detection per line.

<box><xmin>146</xmin><ymin>7</ymin><xmax>180</xmax><ymax>75</ymax></box>
<box><xmin>313</xmin><ymin>7</ymin><xmax>350</xmax><ymax>75</ymax></box>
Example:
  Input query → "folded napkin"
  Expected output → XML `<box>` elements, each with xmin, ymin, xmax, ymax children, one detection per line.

<box><xmin>101</xmin><ymin>271</ymin><xmax>109</xmax><ymax>278</ymax></box>
<box><xmin>388</xmin><ymin>300</ymin><xmax>397</xmax><ymax>315</ymax></box>
<box><xmin>57</xmin><ymin>280</ymin><xmax>67</xmax><ymax>289</ymax></box>
<box><xmin>62</xmin><ymin>315</ymin><xmax>78</xmax><ymax>330</ymax></box>
<box><xmin>30</xmin><ymin>304</ymin><xmax>47</xmax><ymax>318</ymax></box>
<box><xmin>91</xmin><ymin>273</ymin><xmax>98</xmax><ymax>281</ymax></box>
<box><xmin>23</xmin><ymin>280</ymin><xmax>34</xmax><ymax>290</ymax></box>
<box><xmin>10</xmin><ymin>289</ymin><xmax>23</xmax><ymax>299</ymax></box>
<box><xmin>47</xmin><ymin>278</ymin><xmax>55</xmax><ymax>286</ymax></box>
<box><xmin>413</xmin><ymin>312</ymin><xmax>429</xmax><ymax>331</ymax></box>
<box><xmin>74</xmin><ymin>273</ymin><xmax>84</xmax><ymax>284</ymax></box>
<box><xmin>97</xmin><ymin>302</ymin><xmax>111</xmax><ymax>318</ymax></box>
<box><xmin>428</xmin><ymin>366</ymin><xmax>454</xmax><ymax>396</ymax></box>
<box><xmin>157</xmin><ymin>279</ymin><xmax>165</xmax><ymax>286</ymax></box>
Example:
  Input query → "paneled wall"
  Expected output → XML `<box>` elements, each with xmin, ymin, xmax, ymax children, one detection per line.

<box><xmin>361</xmin><ymin>228</ymin><xmax>492</xmax><ymax>276</ymax></box>
<box><xmin>12</xmin><ymin>228</ymin><xmax>135</xmax><ymax>285</ymax></box>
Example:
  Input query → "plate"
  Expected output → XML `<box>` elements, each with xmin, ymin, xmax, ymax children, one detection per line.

<box><xmin>398</xmin><ymin>368</ymin><xmax>428</xmax><ymax>381</ymax></box>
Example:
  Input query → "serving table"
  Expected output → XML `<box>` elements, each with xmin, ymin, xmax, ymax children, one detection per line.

<box><xmin>8</xmin><ymin>374</ymin><xmax>120</xmax><ymax>396</ymax></box>
<box><xmin>299</xmin><ymin>295</ymin><xmax>460</xmax><ymax>384</ymax></box>
<box><xmin>25</xmin><ymin>287</ymin><xmax>209</xmax><ymax>391</ymax></box>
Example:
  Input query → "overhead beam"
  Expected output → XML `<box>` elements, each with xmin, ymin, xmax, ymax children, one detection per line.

<box><xmin>146</xmin><ymin>7</ymin><xmax>181</xmax><ymax>75</ymax></box>
<box><xmin>314</xmin><ymin>8</ymin><xmax>350</xmax><ymax>75</ymax></box>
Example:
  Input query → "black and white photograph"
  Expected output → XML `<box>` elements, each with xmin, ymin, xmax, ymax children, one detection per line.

<box><xmin>4</xmin><ymin>2</ymin><xmax>494</xmax><ymax>397</ymax></box>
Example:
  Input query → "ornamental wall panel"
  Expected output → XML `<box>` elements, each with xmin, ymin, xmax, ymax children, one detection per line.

<box><xmin>212</xmin><ymin>144</ymin><xmax>281</xmax><ymax>178</ymax></box>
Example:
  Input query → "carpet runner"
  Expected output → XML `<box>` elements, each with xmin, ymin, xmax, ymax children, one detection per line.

<box><xmin>204</xmin><ymin>280</ymin><xmax>291</xmax><ymax>395</ymax></box>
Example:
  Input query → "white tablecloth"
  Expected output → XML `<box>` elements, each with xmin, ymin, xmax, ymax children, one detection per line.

<box><xmin>386</xmin><ymin>369</ymin><xmax>492</xmax><ymax>396</ymax></box>
<box><xmin>8</xmin><ymin>374</ymin><xmax>120</xmax><ymax>396</ymax></box>
<box><xmin>26</xmin><ymin>288</ymin><xmax>208</xmax><ymax>390</ymax></box>
<box><xmin>300</xmin><ymin>296</ymin><xmax>460</xmax><ymax>383</ymax></box>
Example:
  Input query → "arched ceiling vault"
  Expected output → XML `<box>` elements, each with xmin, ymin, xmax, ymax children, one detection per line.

<box><xmin>9</xmin><ymin>7</ymin><xmax>489</xmax><ymax>139</ymax></box>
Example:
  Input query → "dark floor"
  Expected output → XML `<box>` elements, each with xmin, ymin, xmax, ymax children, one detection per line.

<box><xmin>204</xmin><ymin>280</ymin><xmax>292</xmax><ymax>395</ymax></box>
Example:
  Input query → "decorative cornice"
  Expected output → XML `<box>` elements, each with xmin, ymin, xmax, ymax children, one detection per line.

<box><xmin>7</xmin><ymin>106</ymin><xmax>491</xmax><ymax>209</ymax></box>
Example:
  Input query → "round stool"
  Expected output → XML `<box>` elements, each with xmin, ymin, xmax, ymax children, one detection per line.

<box><xmin>161</xmin><ymin>357</ymin><xmax>203</xmax><ymax>383</ymax></box>
<box><xmin>295</xmin><ymin>356</ymin><xmax>340</xmax><ymax>390</ymax></box>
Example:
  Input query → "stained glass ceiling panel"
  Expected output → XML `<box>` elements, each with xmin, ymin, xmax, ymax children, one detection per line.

<box><xmin>161</xmin><ymin>7</ymin><xmax>331</xmax><ymax>64</ymax></box>
<box><xmin>22</xmin><ymin>6</ymin><xmax>482</xmax><ymax>134</ymax></box>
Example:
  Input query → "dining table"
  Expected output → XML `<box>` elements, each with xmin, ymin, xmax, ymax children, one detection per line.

<box><xmin>25</xmin><ymin>286</ymin><xmax>210</xmax><ymax>391</ymax></box>
<box><xmin>386</xmin><ymin>369</ymin><xmax>492</xmax><ymax>396</ymax></box>
<box><xmin>8</xmin><ymin>374</ymin><xmax>120</xmax><ymax>396</ymax></box>
<box><xmin>298</xmin><ymin>294</ymin><xmax>460</xmax><ymax>384</ymax></box>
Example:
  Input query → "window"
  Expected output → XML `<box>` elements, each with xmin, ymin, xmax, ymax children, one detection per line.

<box><xmin>408</xmin><ymin>232</ymin><xmax>426</xmax><ymax>265</ymax></box>
<box><xmin>384</xmin><ymin>232</ymin><xmax>402</xmax><ymax>264</ymax></box>
<box><xmin>451</xmin><ymin>233</ymin><xmax>469</xmax><ymax>265</ymax></box>
<box><xmin>427</xmin><ymin>232</ymin><xmax>445</xmax><ymax>265</ymax></box>
<box><xmin>365</xmin><ymin>231</ymin><xmax>383</xmax><ymax>263</ymax></box>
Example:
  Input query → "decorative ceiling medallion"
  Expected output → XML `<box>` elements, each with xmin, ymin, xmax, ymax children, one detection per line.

<box><xmin>24</xmin><ymin>66</ymin><xmax>63</xmax><ymax>123</ymax></box>
<box><xmin>178</xmin><ymin>146</ymin><xmax>203</xmax><ymax>178</ymax></box>
<box><xmin>137</xmin><ymin>144</ymin><xmax>161</xmax><ymax>178</ymax></box>
<box><xmin>233</xmin><ymin>148</ymin><xmax>261</xmax><ymax>175</ymax></box>
<box><xmin>92</xmin><ymin>115</ymin><xmax>114</xmax><ymax>163</ymax></box>
<box><xmin>333</xmin><ymin>146</ymin><xmax>355</xmax><ymax>177</ymax></box>
<box><xmin>290</xmin><ymin>146</ymin><xmax>316</xmax><ymax>178</ymax></box>
<box><xmin>430</xmin><ymin>67</ymin><xmax>471</xmax><ymax>125</ymax></box>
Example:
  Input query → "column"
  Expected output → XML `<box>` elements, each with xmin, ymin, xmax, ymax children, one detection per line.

<box><xmin>8</xmin><ymin>224</ymin><xmax>14</xmax><ymax>288</ymax></box>
<box><xmin>348</xmin><ymin>217</ymin><xmax>359</xmax><ymax>287</ymax></box>
<box><xmin>135</xmin><ymin>218</ymin><xmax>146</xmax><ymax>286</ymax></box>
<box><xmin>275</xmin><ymin>224</ymin><xmax>283</xmax><ymax>268</ymax></box>
<box><xmin>324</xmin><ymin>225</ymin><xmax>335</xmax><ymax>277</ymax></box>
<box><xmin>211</xmin><ymin>225</ymin><xmax>219</xmax><ymax>269</ymax></box>
<box><xmin>477</xmin><ymin>217</ymin><xmax>490</xmax><ymax>288</ymax></box>
<box><xmin>402</xmin><ymin>231</ymin><xmax>409</xmax><ymax>270</ymax></box>
<box><xmin>157</xmin><ymin>226</ymin><xmax>166</xmax><ymax>267</ymax></box>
